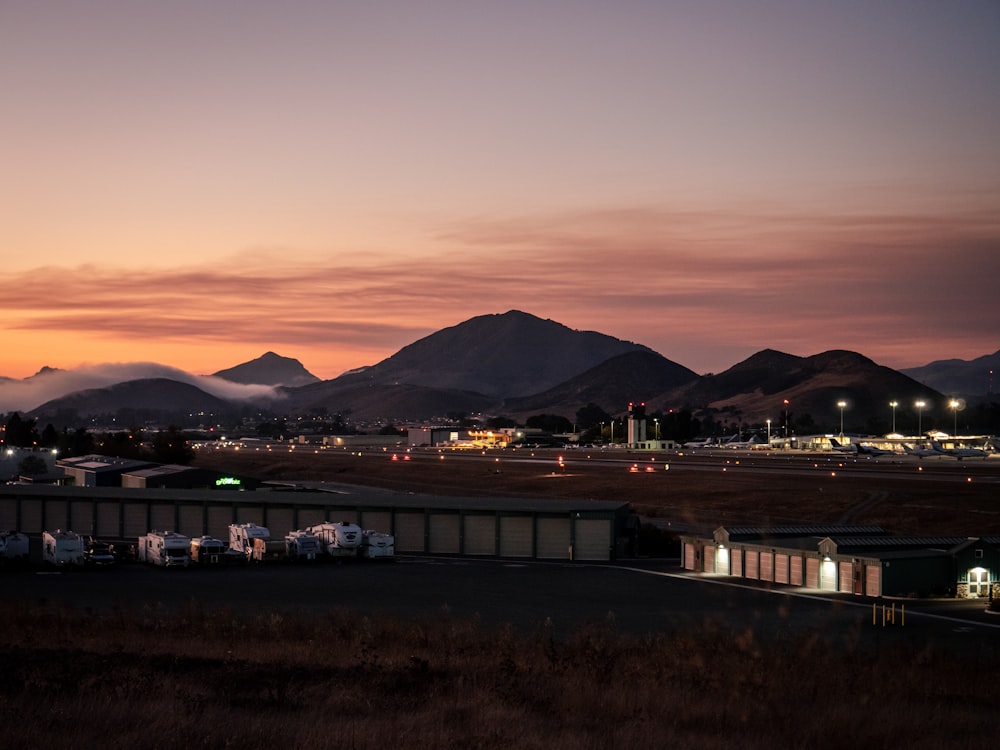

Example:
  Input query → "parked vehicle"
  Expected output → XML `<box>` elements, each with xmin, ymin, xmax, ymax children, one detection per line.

<box><xmin>42</xmin><ymin>529</ymin><xmax>85</xmax><ymax>567</ymax></box>
<box><xmin>285</xmin><ymin>530</ymin><xmax>322</xmax><ymax>561</ymax></box>
<box><xmin>361</xmin><ymin>530</ymin><xmax>395</xmax><ymax>559</ymax></box>
<box><xmin>189</xmin><ymin>535</ymin><xmax>232</xmax><ymax>565</ymax></box>
<box><xmin>84</xmin><ymin>536</ymin><xmax>116</xmax><ymax>566</ymax></box>
<box><xmin>0</xmin><ymin>531</ymin><xmax>30</xmax><ymax>566</ymax></box>
<box><xmin>307</xmin><ymin>521</ymin><xmax>363</xmax><ymax>558</ymax></box>
<box><xmin>228</xmin><ymin>523</ymin><xmax>273</xmax><ymax>561</ymax></box>
<box><xmin>138</xmin><ymin>530</ymin><xmax>191</xmax><ymax>567</ymax></box>
<box><xmin>250</xmin><ymin>536</ymin><xmax>287</xmax><ymax>563</ymax></box>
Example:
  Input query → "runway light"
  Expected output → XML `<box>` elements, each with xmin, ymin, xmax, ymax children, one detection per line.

<box><xmin>968</xmin><ymin>477</ymin><xmax>973</xmax><ymax>483</ymax></box>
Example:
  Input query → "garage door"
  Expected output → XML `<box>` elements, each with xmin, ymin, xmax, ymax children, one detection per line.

<box><xmin>759</xmin><ymin>552</ymin><xmax>774</xmax><ymax>581</ymax></box>
<box><xmin>264</xmin><ymin>507</ymin><xmax>295</xmax><ymax>539</ymax></box>
<box><xmin>574</xmin><ymin>519</ymin><xmax>610</xmax><ymax>561</ymax></box>
<box><xmin>235</xmin><ymin>505</ymin><xmax>264</xmax><ymax>526</ymax></box>
<box><xmin>96</xmin><ymin>502</ymin><xmax>120</xmax><ymax>537</ymax></box>
<box><xmin>328</xmin><ymin>510</ymin><xmax>358</xmax><ymax>524</ymax></box>
<box><xmin>732</xmin><ymin>548</ymin><xmax>743</xmax><ymax>577</ymax></box>
<box><xmin>536</xmin><ymin>517</ymin><xmax>570</xmax><ymax>559</ymax></box>
<box><xmin>207</xmin><ymin>505</ymin><xmax>234</xmax><ymax>541</ymax></box>
<box><xmin>428</xmin><ymin>513</ymin><xmax>460</xmax><ymax>553</ymax></box>
<box><xmin>821</xmin><ymin>559</ymin><xmax>838</xmax><ymax>591</ymax></box>
<box><xmin>0</xmin><ymin>498</ymin><xmax>18</xmax><ymax>531</ymax></box>
<box><xmin>865</xmin><ymin>564</ymin><xmax>881</xmax><ymax>597</ymax></box>
<box><xmin>123</xmin><ymin>503</ymin><xmax>148</xmax><ymax>538</ymax></box>
<box><xmin>20</xmin><ymin>499</ymin><xmax>42</xmax><ymax>534</ymax></box>
<box><xmin>683</xmin><ymin>542</ymin><xmax>696</xmax><ymax>570</ymax></box>
<box><xmin>790</xmin><ymin>555</ymin><xmax>803</xmax><ymax>586</ymax></box>
<box><xmin>463</xmin><ymin>515</ymin><xmax>496</xmax><ymax>556</ymax></box>
<box><xmin>70</xmin><ymin>500</ymin><xmax>95</xmax><ymax>536</ymax></box>
<box><xmin>805</xmin><ymin>557</ymin><xmax>819</xmax><ymax>589</ymax></box>
<box><xmin>774</xmin><ymin>554</ymin><xmax>789</xmax><ymax>584</ymax></box>
<box><xmin>744</xmin><ymin>550</ymin><xmax>759</xmax><ymax>580</ymax></box>
<box><xmin>44</xmin><ymin>499</ymin><xmax>69</xmax><ymax>532</ymax></box>
<box><xmin>361</xmin><ymin>511</ymin><xmax>392</xmax><ymax>535</ymax></box>
<box><xmin>296</xmin><ymin>507</ymin><xmax>326</xmax><ymax>530</ymax></box>
<box><xmin>394</xmin><ymin>512</ymin><xmax>426</xmax><ymax>553</ymax></box>
<box><xmin>178</xmin><ymin>505</ymin><xmax>204</xmax><ymax>538</ymax></box>
<box><xmin>839</xmin><ymin>561</ymin><xmax>854</xmax><ymax>593</ymax></box>
<box><xmin>499</xmin><ymin>516</ymin><xmax>533</xmax><ymax>558</ymax></box>
<box><xmin>150</xmin><ymin>503</ymin><xmax>175</xmax><ymax>533</ymax></box>
<box><xmin>703</xmin><ymin>545</ymin><xmax>715</xmax><ymax>573</ymax></box>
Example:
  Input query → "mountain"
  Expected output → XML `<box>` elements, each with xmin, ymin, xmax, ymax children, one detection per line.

<box><xmin>28</xmin><ymin>378</ymin><xmax>235</xmax><ymax>423</ymax></box>
<box><xmin>901</xmin><ymin>350</ymin><xmax>1000</xmax><ymax>397</ymax></box>
<box><xmin>501</xmin><ymin>350</ymin><xmax>699</xmax><ymax>419</ymax></box>
<box><xmin>655</xmin><ymin>349</ymin><xmax>942</xmax><ymax>430</ymax></box>
<box><xmin>333</xmin><ymin>310</ymin><xmax>653</xmax><ymax>398</ymax></box>
<box><xmin>212</xmin><ymin>351</ymin><xmax>320</xmax><ymax>387</ymax></box>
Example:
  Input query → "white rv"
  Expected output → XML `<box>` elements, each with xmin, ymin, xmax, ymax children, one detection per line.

<box><xmin>307</xmin><ymin>521</ymin><xmax>363</xmax><ymax>558</ymax></box>
<box><xmin>0</xmin><ymin>531</ymin><xmax>30</xmax><ymax>565</ymax></box>
<box><xmin>42</xmin><ymin>529</ymin><xmax>85</xmax><ymax>567</ymax></box>
<box><xmin>285</xmin><ymin>530</ymin><xmax>322</xmax><ymax>561</ymax></box>
<box><xmin>229</xmin><ymin>523</ymin><xmax>272</xmax><ymax>560</ymax></box>
<box><xmin>361</xmin><ymin>530</ymin><xmax>395</xmax><ymax>559</ymax></box>
<box><xmin>138</xmin><ymin>531</ymin><xmax>191</xmax><ymax>567</ymax></box>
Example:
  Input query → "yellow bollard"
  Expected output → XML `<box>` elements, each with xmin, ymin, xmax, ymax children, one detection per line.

<box><xmin>882</xmin><ymin>604</ymin><xmax>886</xmax><ymax>627</ymax></box>
<box><xmin>873</xmin><ymin>603</ymin><xmax>876</xmax><ymax>625</ymax></box>
<box><xmin>901</xmin><ymin>605</ymin><xmax>905</xmax><ymax>627</ymax></box>
<box><xmin>891</xmin><ymin>602</ymin><xmax>896</xmax><ymax>625</ymax></box>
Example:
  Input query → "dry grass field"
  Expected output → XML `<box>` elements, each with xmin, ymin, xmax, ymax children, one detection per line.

<box><xmin>193</xmin><ymin>445</ymin><xmax>1000</xmax><ymax>536</ymax></box>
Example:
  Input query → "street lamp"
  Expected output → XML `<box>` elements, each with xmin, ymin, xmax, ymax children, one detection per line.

<box><xmin>949</xmin><ymin>399</ymin><xmax>960</xmax><ymax>437</ymax></box>
<box><xmin>837</xmin><ymin>400</ymin><xmax>847</xmax><ymax>439</ymax></box>
<box><xmin>766</xmin><ymin>419</ymin><xmax>771</xmax><ymax>444</ymax></box>
<box><xmin>610</xmin><ymin>419</ymin><xmax>614</xmax><ymax>446</ymax></box>
<box><xmin>889</xmin><ymin>401</ymin><xmax>898</xmax><ymax>434</ymax></box>
<box><xmin>915</xmin><ymin>400</ymin><xmax>926</xmax><ymax>436</ymax></box>
<box><xmin>783</xmin><ymin>399</ymin><xmax>789</xmax><ymax>438</ymax></box>
<box><xmin>654</xmin><ymin>418</ymin><xmax>660</xmax><ymax>441</ymax></box>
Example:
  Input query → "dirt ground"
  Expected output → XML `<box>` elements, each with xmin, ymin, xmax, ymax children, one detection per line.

<box><xmin>192</xmin><ymin>445</ymin><xmax>1000</xmax><ymax>536</ymax></box>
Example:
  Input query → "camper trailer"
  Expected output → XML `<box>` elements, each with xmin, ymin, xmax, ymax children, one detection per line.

<box><xmin>84</xmin><ymin>537</ymin><xmax>116</xmax><ymax>566</ymax></box>
<box><xmin>308</xmin><ymin>521</ymin><xmax>363</xmax><ymax>558</ymax></box>
<box><xmin>229</xmin><ymin>523</ymin><xmax>273</xmax><ymax>561</ymax></box>
<box><xmin>42</xmin><ymin>529</ymin><xmax>85</xmax><ymax>567</ymax></box>
<box><xmin>285</xmin><ymin>530</ymin><xmax>322</xmax><ymax>561</ymax></box>
<box><xmin>250</xmin><ymin>536</ymin><xmax>287</xmax><ymax>563</ymax></box>
<box><xmin>189</xmin><ymin>535</ymin><xmax>230</xmax><ymax>565</ymax></box>
<box><xmin>361</xmin><ymin>530</ymin><xmax>395</xmax><ymax>559</ymax></box>
<box><xmin>138</xmin><ymin>531</ymin><xmax>191</xmax><ymax>567</ymax></box>
<box><xmin>0</xmin><ymin>531</ymin><xmax>30</xmax><ymax>566</ymax></box>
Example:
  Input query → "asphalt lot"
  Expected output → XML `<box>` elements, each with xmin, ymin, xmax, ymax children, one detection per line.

<box><xmin>6</xmin><ymin>556</ymin><xmax>999</xmax><ymax>655</ymax></box>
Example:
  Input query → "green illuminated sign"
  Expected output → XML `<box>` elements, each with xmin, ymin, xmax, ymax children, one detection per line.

<box><xmin>215</xmin><ymin>476</ymin><xmax>242</xmax><ymax>487</ymax></box>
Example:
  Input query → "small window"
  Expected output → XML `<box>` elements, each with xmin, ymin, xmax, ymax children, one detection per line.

<box><xmin>975</xmin><ymin>549</ymin><xmax>984</xmax><ymax>559</ymax></box>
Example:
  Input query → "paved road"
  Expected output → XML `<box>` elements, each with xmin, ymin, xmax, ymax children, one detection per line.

<box><xmin>7</xmin><ymin>556</ymin><xmax>999</xmax><ymax>655</ymax></box>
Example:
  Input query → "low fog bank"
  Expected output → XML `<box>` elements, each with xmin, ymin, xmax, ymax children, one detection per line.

<box><xmin>0</xmin><ymin>363</ymin><xmax>283</xmax><ymax>414</ymax></box>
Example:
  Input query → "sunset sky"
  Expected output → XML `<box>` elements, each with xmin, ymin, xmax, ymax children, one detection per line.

<box><xmin>3</xmin><ymin>1</ymin><xmax>999</xmax><ymax>388</ymax></box>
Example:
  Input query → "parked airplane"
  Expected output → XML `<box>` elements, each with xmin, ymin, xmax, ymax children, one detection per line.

<box><xmin>829</xmin><ymin>438</ymin><xmax>856</xmax><ymax>454</ymax></box>
<box><xmin>903</xmin><ymin>443</ymin><xmax>940</xmax><ymax>458</ymax></box>
<box><xmin>856</xmin><ymin>442</ymin><xmax>897</xmax><ymax>457</ymax></box>
<box><xmin>930</xmin><ymin>440</ymin><xmax>990</xmax><ymax>460</ymax></box>
<box><xmin>682</xmin><ymin>438</ymin><xmax>717</xmax><ymax>449</ymax></box>
<box><xmin>723</xmin><ymin>434</ymin><xmax>759</xmax><ymax>449</ymax></box>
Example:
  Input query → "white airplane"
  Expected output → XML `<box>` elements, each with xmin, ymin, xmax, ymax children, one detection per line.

<box><xmin>723</xmin><ymin>434</ymin><xmax>759</xmax><ymax>449</ymax></box>
<box><xmin>856</xmin><ymin>442</ymin><xmax>897</xmax><ymax>457</ymax></box>
<box><xmin>930</xmin><ymin>440</ymin><xmax>990</xmax><ymax>460</ymax></box>
<box><xmin>903</xmin><ymin>443</ymin><xmax>939</xmax><ymax>458</ymax></box>
<box><xmin>682</xmin><ymin>437</ymin><xmax>717</xmax><ymax>449</ymax></box>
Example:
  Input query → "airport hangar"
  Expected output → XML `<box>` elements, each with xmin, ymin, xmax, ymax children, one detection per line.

<box><xmin>0</xmin><ymin>482</ymin><xmax>634</xmax><ymax>562</ymax></box>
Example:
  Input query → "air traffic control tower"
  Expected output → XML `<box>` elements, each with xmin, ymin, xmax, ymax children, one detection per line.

<box><xmin>627</xmin><ymin>401</ymin><xmax>647</xmax><ymax>448</ymax></box>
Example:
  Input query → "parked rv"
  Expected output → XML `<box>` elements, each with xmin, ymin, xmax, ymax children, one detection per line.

<box><xmin>189</xmin><ymin>535</ymin><xmax>233</xmax><ymax>565</ymax></box>
<box><xmin>42</xmin><ymin>529</ymin><xmax>85</xmax><ymax>567</ymax></box>
<box><xmin>138</xmin><ymin>531</ymin><xmax>191</xmax><ymax>567</ymax></box>
<box><xmin>285</xmin><ymin>530</ymin><xmax>322</xmax><ymax>561</ymax></box>
<box><xmin>361</xmin><ymin>530</ymin><xmax>395</xmax><ymax>559</ymax></box>
<box><xmin>250</xmin><ymin>536</ymin><xmax>287</xmax><ymax>563</ymax></box>
<box><xmin>308</xmin><ymin>521</ymin><xmax>363</xmax><ymax>558</ymax></box>
<box><xmin>229</xmin><ymin>523</ymin><xmax>272</xmax><ymax>561</ymax></box>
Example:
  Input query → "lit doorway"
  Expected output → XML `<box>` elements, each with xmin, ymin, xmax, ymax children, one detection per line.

<box><xmin>968</xmin><ymin>567</ymin><xmax>991</xmax><ymax>597</ymax></box>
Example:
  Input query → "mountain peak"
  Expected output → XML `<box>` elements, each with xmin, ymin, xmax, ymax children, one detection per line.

<box><xmin>212</xmin><ymin>353</ymin><xmax>320</xmax><ymax>387</ymax></box>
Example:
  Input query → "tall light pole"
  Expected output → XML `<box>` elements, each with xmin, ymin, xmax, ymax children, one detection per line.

<box><xmin>889</xmin><ymin>401</ymin><xmax>898</xmax><ymax>434</ymax></box>
<box><xmin>654</xmin><ymin>418</ymin><xmax>660</xmax><ymax>441</ymax></box>
<box><xmin>915</xmin><ymin>400</ymin><xmax>926</xmax><ymax>437</ymax></box>
<box><xmin>837</xmin><ymin>400</ymin><xmax>847</xmax><ymax>439</ymax></box>
<box><xmin>783</xmin><ymin>399</ymin><xmax>789</xmax><ymax>439</ymax></box>
<box><xmin>766</xmin><ymin>419</ymin><xmax>771</xmax><ymax>445</ymax></box>
<box><xmin>610</xmin><ymin>418</ymin><xmax>614</xmax><ymax>446</ymax></box>
<box><xmin>949</xmin><ymin>399</ymin><xmax>960</xmax><ymax>437</ymax></box>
